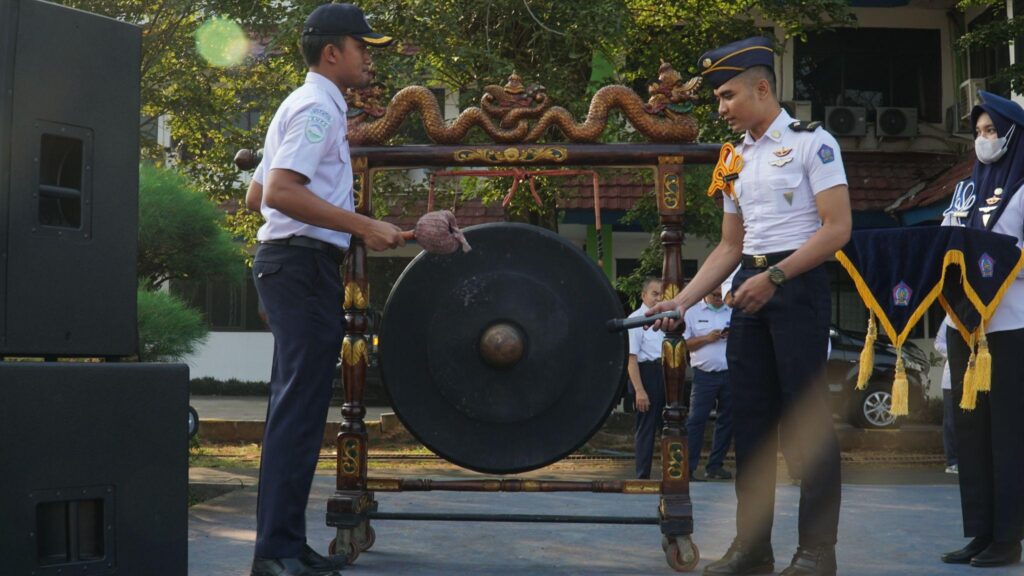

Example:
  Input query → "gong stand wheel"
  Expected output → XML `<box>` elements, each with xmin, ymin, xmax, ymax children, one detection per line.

<box><xmin>380</xmin><ymin>222</ymin><xmax>628</xmax><ymax>474</ymax></box>
<box><xmin>662</xmin><ymin>534</ymin><xmax>700</xmax><ymax>572</ymax></box>
<box><xmin>328</xmin><ymin>533</ymin><xmax>361</xmax><ymax>565</ymax></box>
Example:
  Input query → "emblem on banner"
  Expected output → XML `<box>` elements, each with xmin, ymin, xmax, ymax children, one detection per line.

<box><xmin>892</xmin><ymin>281</ymin><xmax>912</xmax><ymax>307</ymax></box>
<box><xmin>979</xmin><ymin>253</ymin><xmax>995</xmax><ymax>278</ymax></box>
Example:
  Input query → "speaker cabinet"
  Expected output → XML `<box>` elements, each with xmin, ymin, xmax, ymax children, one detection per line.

<box><xmin>0</xmin><ymin>362</ymin><xmax>189</xmax><ymax>576</ymax></box>
<box><xmin>0</xmin><ymin>0</ymin><xmax>141</xmax><ymax>356</ymax></box>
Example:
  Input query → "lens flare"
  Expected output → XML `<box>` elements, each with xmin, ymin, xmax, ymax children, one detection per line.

<box><xmin>195</xmin><ymin>18</ymin><xmax>248</xmax><ymax>68</ymax></box>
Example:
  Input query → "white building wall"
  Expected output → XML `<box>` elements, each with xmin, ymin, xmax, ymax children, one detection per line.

<box><xmin>184</xmin><ymin>331</ymin><xmax>274</xmax><ymax>382</ymax></box>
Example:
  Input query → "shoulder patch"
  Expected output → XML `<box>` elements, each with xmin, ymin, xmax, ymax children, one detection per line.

<box><xmin>789</xmin><ymin>120</ymin><xmax>822</xmax><ymax>132</ymax></box>
<box><xmin>817</xmin><ymin>143</ymin><xmax>835</xmax><ymax>164</ymax></box>
<box><xmin>305</xmin><ymin>107</ymin><xmax>332</xmax><ymax>143</ymax></box>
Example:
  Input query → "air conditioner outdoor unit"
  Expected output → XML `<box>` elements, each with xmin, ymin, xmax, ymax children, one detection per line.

<box><xmin>781</xmin><ymin>100</ymin><xmax>813</xmax><ymax>122</ymax></box>
<box><xmin>825</xmin><ymin>106</ymin><xmax>867</xmax><ymax>136</ymax></box>
<box><xmin>945</xmin><ymin>103</ymin><xmax>972</xmax><ymax>135</ymax></box>
<box><xmin>959</xmin><ymin>78</ymin><xmax>986</xmax><ymax>121</ymax></box>
<box><xmin>876</xmin><ymin>107</ymin><xmax>918</xmax><ymax>138</ymax></box>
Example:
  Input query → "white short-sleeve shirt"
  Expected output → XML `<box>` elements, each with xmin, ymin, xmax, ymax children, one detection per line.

<box><xmin>628</xmin><ymin>303</ymin><xmax>665</xmax><ymax>362</ymax></box>
<box><xmin>254</xmin><ymin>72</ymin><xmax>355</xmax><ymax>249</ymax></box>
<box><xmin>682</xmin><ymin>301</ymin><xmax>731</xmax><ymax>372</ymax></box>
<box><xmin>722</xmin><ymin>109</ymin><xmax>848</xmax><ymax>255</ymax></box>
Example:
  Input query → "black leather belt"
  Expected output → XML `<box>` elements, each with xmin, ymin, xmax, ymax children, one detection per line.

<box><xmin>260</xmin><ymin>236</ymin><xmax>347</xmax><ymax>264</ymax></box>
<box><xmin>741</xmin><ymin>250</ymin><xmax>794</xmax><ymax>269</ymax></box>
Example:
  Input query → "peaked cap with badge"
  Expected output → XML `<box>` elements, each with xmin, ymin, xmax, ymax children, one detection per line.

<box><xmin>697</xmin><ymin>36</ymin><xmax>774</xmax><ymax>89</ymax></box>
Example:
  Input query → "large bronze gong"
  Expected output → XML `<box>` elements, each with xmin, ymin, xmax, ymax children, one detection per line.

<box><xmin>379</xmin><ymin>222</ymin><xmax>628</xmax><ymax>474</ymax></box>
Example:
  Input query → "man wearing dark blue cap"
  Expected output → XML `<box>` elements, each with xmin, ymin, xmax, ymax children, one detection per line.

<box><xmin>248</xmin><ymin>4</ymin><xmax>404</xmax><ymax>576</ymax></box>
<box><xmin>648</xmin><ymin>36</ymin><xmax>851</xmax><ymax>576</ymax></box>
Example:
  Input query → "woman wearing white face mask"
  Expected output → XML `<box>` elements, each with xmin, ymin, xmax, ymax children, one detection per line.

<box><xmin>940</xmin><ymin>91</ymin><xmax>1024</xmax><ymax>568</ymax></box>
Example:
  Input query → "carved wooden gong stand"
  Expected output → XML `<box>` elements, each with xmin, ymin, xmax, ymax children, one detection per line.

<box><xmin>247</xmin><ymin>63</ymin><xmax>722</xmax><ymax>572</ymax></box>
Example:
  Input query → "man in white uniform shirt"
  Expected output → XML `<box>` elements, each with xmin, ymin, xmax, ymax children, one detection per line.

<box><xmin>626</xmin><ymin>278</ymin><xmax>666</xmax><ymax>479</ymax></box>
<box><xmin>248</xmin><ymin>5</ymin><xmax>404</xmax><ymax>576</ymax></box>
<box><xmin>683</xmin><ymin>287</ymin><xmax>734</xmax><ymax>481</ymax></box>
<box><xmin>648</xmin><ymin>36</ymin><xmax>851</xmax><ymax>576</ymax></box>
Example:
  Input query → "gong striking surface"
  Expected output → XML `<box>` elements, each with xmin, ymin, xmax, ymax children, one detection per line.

<box><xmin>379</xmin><ymin>222</ymin><xmax>628</xmax><ymax>474</ymax></box>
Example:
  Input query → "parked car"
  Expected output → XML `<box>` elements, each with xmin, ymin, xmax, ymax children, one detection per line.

<box><xmin>827</xmin><ymin>325</ymin><xmax>930</xmax><ymax>429</ymax></box>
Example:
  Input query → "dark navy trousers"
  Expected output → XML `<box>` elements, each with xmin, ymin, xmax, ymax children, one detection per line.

<box><xmin>947</xmin><ymin>326</ymin><xmax>1024</xmax><ymax>542</ymax></box>
<box><xmin>687</xmin><ymin>368</ymin><xmax>733</xmax><ymax>474</ymax></box>
<box><xmin>727</xmin><ymin>264</ymin><xmax>841</xmax><ymax>547</ymax></box>
<box><xmin>252</xmin><ymin>244</ymin><xmax>345</xmax><ymax>558</ymax></box>
<box><xmin>630</xmin><ymin>361</ymin><xmax>666</xmax><ymax>479</ymax></box>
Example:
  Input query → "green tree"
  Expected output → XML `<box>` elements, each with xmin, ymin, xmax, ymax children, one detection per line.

<box><xmin>137</xmin><ymin>164</ymin><xmax>244</xmax><ymax>290</ymax></box>
<box><xmin>136</xmin><ymin>164</ymin><xmax>245</xmax><ymax>361</ymax></box>
<box><xmin>956</xmin><ymin>1</ymin><xmax>1023</xmax><ymax>94</ymax></box>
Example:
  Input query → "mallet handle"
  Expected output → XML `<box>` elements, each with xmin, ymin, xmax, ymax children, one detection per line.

<box><xmin>606</xmin><ymin>310</ymin><xmax>680</xmax><ymax>332</ymax></box>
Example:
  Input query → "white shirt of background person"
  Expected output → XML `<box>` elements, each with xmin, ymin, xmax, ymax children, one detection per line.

<box><xmin>627</xmin><ymin>280</ymin><xmax>666</xmax><ymax>411</ymax></box>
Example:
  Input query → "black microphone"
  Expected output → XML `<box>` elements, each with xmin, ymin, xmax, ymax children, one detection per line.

<box><xmin>606</xmin><ymin>310</ymin><xmax>681</xmax><ymax>332</ymax></box>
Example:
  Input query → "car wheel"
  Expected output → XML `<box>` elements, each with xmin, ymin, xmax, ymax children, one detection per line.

<box><xmin>855</xmin><ymin>389</ymin><xmax>899</xmax><ymax>429</ymax></box>
<box><xmin>188</xmin><ymin>405</ymin><xmax>200</xmax><ymax>438</ymax></box>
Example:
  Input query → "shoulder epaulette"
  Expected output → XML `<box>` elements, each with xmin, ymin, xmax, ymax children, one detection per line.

<box><xmin>788</xmin><ymin>120</ymin><xmax>822</xmax><ymax>132</ymax></box>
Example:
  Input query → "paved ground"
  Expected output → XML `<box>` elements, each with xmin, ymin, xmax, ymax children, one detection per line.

<box><xmin>188</xmin><ymin>465</ymin><xmax>1016</xmax><ymax>576</ymax></box>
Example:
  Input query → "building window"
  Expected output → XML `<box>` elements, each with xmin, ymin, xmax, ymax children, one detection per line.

<box><xmin>794</xmin><ymin>28</ymin><xmax>943</xmax><ymax>123</ymax></box>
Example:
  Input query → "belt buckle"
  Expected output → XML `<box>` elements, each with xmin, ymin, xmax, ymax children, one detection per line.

<box><xmin>753</xmin><ymin>254</ymin><xmax>768</xmax><ymax>268</ymax></box>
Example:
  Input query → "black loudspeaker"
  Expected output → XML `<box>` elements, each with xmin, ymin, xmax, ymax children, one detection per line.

<box><xmin>0</xmin><ymin>0</ymin><xmax>141</xmax><ymax>356</ymax></box>
<box><xmin>0</xmin><ymin>362</ymin><xmax>189</xmax><ymax>575</ymax></box>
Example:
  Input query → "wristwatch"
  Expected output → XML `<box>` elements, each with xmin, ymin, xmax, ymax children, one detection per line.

<box><xmin>767</xmin><ymin>265</ymin><xmax>786</xmax><ymax>286</ymax></box>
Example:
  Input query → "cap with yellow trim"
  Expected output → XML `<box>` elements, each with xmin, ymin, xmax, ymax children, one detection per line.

<box><xmin>697</xmin><ymin>36</ymin><xmax>774</xmax><ymax>89</ymax></box>
<box><xmin>303</xmin><ymin>3</ymin><xmax>394</xmax><ymax>47</ymax></box>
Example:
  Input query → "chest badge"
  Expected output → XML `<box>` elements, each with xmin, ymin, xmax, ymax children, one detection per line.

<box><xmin>773</xmin><ymin>147</ymin><xmax>793</xmax><ymax>158</ymax></box>
<box><xmin>783</xmin><ymin>191</ymin><xmax>794</xmax><ymax>205</ymax></box>
<box><xmin>986</xmin><ymin>195</ymin><xmax>1002</xmax><ymax>206</ymax></box>
<box><xmin>769</xmin><ymin>156</ymin><xmax>794</xmax><ymax>168</ymax></box>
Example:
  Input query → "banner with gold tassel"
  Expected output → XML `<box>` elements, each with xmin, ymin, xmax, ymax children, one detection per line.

<box><xmin>836</xmin><ymin>226</ymin><xmax>1024</xmax><ymax>414</ymax></box>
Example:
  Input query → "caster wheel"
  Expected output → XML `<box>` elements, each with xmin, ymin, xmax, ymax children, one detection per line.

<box><xmin>328</xmin><ymin>537</ymin><xmax>359</xmax><ymax>565</ymax></box>
<box><xmin>664</xmin><ymin>535</ymin><xmax>699</xmax><ymax>572</ymax></box>
<box><xmin>359</xmin><ymin>525</ymin><xmax>376</xmax><ymax>552</ymax></box>
<box><xmin>347</xmin><ymin>540</ymin><xmax>360</xmax><ymax>564</ymax></box>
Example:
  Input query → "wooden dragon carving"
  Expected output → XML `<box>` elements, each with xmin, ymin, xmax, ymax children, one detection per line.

<box><xmin>344</xmin><ymin>62</ymin><xmax>701</xmax><ymax>145</ymax></box>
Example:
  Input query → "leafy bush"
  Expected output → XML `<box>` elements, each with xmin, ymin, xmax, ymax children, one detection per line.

<box><xmin>137</xmin><ymin>287</ymin><xmax>208</xmax><ymax>361</ymax></box>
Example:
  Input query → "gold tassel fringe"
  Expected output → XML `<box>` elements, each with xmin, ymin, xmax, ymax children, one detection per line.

<box><xmin>960</xmin><ymin>342</ymin><xmax>978</xmax><ymax>410</ymax></box>
<box><xmin>857</xmin><ymin>313</ymin><xmax>876</xmax><ymax>391</ymax></box>
<box><xmin>974</xmin><ymin>326</ymin><xmax>992</xmax><ymax>393</ymax></box>
<box><xmin>891</xmin><ymin>351</ymin><xmax>909</xmax><ymax>417</ymax></box>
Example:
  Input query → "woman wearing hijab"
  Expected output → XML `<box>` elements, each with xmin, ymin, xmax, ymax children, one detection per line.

<box><xmin>940</xmin><ymin>90</ymin><xmax>1024</xmax><ymax>568</ymax></box>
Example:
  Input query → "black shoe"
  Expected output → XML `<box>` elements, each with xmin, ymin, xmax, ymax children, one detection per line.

<box><xmin>941</xmin><ymin>536</ymin><xmax>991</xmax><ymax>564</ymax></box>
<box><xmin>703</xmin><ymin>539</ymin><xmax>774</xmax><ymax>575</ymax></box>
<box><xmin>705</xmin><ymin>467</ymin><xmax>733</xmax><ymax>480</ymax></box>
<box><xmin>970</xmin><ymin>541</ymin><xmax>1022</xmax><ymax>567</ymax></box>
<box><xmin>779</xmin><ymin>544</ymin><xmax>837</xmax><ymax>576</ymax></box>
<box><xmin>301</xmin><ymin>543</ymin><xmax>346</xmax><ymax>571</ymax></box>
<box><xmin>251</xmin><ymin>556</ymin><xmax>340</xmax><ymax>576</ymax></box>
